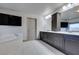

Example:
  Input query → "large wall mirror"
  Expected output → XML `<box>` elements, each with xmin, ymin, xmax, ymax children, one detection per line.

<box><xmin>60</xmin><ymin>3</ymin><xmax>79</xmax><ymax>32</ymax></box>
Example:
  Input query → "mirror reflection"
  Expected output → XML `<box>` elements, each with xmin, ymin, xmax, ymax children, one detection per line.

<box><xmin>60</xmin><ymin>3</ymin><xmax>79</xmax><ymax>32</ymax></box>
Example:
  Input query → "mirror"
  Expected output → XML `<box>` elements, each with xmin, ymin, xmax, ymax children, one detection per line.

<box><xmin>60</xmin><ymin>4</ymin><xmax>79</xmax><ymax>32</ymax></box>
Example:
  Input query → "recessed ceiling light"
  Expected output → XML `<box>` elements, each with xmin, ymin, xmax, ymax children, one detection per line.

<box><xmin>62</xmin><ymin>6</ymin><xmax>67</xmax><ymax>10</ymax></box>
<box><xmin>60</xmin><ymin>3</ymin><xmax>79</xmax><ymax>12</ymax></box>
<box><xmin>67</xmin><ymin>3</ymin><xmax>72</xmax><ymax>8</ymax></box>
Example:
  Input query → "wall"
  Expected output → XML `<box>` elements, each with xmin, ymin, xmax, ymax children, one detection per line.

<box><xmin>37</xmin><ymin>16</ymin><xmax>45</xmax><ymax>38</ymax></box>
<box><xmin>0</xmin><ymin>8</ymin><xmax>40</xmax><ymax>42</ymax></box>
<box><xmin>36</xmin><ymin>15</ymin><xmax>52</xmax><ymax>39</ymax></box>
<box><xmin>0</xmin><ymin>8</ymin><xmax>23</xmax><ymax>43</ymax></box>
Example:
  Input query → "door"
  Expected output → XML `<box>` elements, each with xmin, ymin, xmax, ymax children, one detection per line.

<box><xmin>27</xmin><ymin>18</ymin><xmax>37</xmax><ymax>41</ymax></box>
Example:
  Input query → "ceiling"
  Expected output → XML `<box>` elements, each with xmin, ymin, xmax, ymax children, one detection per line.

<box><xmin>0</xmin><ymin>3</ymin><xmax>64</xmax><ymax>15</ymax></box>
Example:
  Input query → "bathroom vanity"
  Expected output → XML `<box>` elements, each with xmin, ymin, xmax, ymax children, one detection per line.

<box><xmin>40</xmin><ymin>31</ymin><xmax>79</xmax><ymax>55</ymax></box>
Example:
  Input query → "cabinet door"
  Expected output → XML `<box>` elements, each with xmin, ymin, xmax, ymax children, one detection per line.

<box><xmin>53</xmin><ymin>34</ymin><xmax>64</xmax><ymax>50</ymax></box>
<box><xmin>47</xmin><ymin>33</ymin><xmax>64</xmax><ymax>50</ymax></box>
<box><xmin>40</xmin><ymin>32</ymin><xmax>48</xmax><ymax>42</ymax></box>
<box><xmin>64</xmin><ymin>35</ymin><xmax>79</xmax><ymax>55</ymax></box>
<box><xmin>47</xmin><ymin>33</ymin><xmax>55</xmax><ymax>45</ymax></box>
<box><xmin>40</xmin><ymin>32</ymin><xmax>64</xmax><ymax>52</ymax></box>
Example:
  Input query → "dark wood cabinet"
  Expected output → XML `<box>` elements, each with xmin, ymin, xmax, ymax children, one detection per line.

<box><xmin>40</xmin><ymin>32</ymin><xmax>48</xmax><ymax>42</ymax></box>
<box><xmin>52</xmin><ymin>34</ymin><xmax>64</xmax><ymax>50</ymax></box>
<box><xmin>64</xmin><ymin>35</ymin><xmax>79</xmax><ymax>55</ymax></box>
<box><xmin>47</xmin><ymin>33</ymin><xmax>64</xmax><ymax>49</ymax></box>
<box><xmin>52</xmin><ymin>13</ymin><xmax>57</xmax><ymax>31</ymax></box>
<box><xmin>40</xmin><ymin>32</ymin><xmax>64</xmax><ymax>52</ymax></box>
<box><xmin>40</xmin><ymin>32</ymin><xmax>79</xmax><ymax>55</ymax></box>
<box><xmin>51</xmin><ymin>13</ymin><xmax>61</xmax><ymax>31</ymax></box>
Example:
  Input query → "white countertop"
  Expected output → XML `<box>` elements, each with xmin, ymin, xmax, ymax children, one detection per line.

<box><xmin>41</xmin><ymin>31</ymin><xmax>79</xmax><ymax>36</ymax></box>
